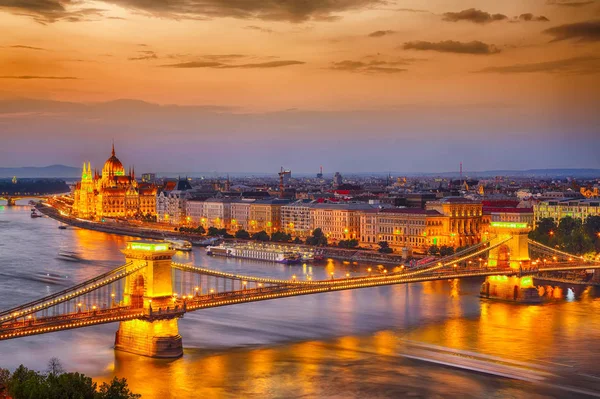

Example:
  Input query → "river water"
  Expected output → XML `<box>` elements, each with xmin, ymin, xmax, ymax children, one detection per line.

<box><xmin>1</xmin><ymin>203</ymin><xmax>600</xmax><ymax>398</ymax></box>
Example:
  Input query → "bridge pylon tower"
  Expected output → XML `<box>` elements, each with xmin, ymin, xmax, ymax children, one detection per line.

<box><xmin>487</xmin><ymin>222</ymin><xmax>531</xmax><ymax>269</ymax></box>
<box><xmin>114</xmin><ymin>241</ymin><xmax>183</xmax><ymax>358</ymax></box>
<box><xmin>483</xmin><ymin>222</ymin><xmax>538</xmax><ymax>302</ymax></box>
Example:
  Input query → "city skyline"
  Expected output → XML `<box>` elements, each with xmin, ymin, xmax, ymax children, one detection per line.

<box><xmin>1</xmin><ymin>1</ymin><xmax>599</xmax><ymax>172</ymax></box>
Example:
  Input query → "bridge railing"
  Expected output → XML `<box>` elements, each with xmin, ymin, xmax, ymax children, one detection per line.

<box><xmin>0</xmin><ymin>262</ymin><xmax>143</xmax><ymax>322</ymax></box>
<box><xmin>528</xmin><ymin>239</ymin><xmax>593</xmax><ymax>262</ymax></box>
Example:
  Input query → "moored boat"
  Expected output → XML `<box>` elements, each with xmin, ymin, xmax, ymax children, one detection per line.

<box><xmin>206</xmin><ymin>243</ymin><xmax>302</xmax><ymax>264</ymax></box>
<box><xmin>166</xmin><ymin>239</ymin><xmax>193</xmax><ymax>252</ymax></box>
<box><xmin>30</xmin><ymin>209</ymin><xmax>42</xmax><ymax>218</ymax></box>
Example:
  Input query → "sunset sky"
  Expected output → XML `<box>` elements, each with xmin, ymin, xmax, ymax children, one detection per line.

<box><xmin>0</xmin><ymin>0</ymin><xmax>599</xmax><ymax>174</ymax></box>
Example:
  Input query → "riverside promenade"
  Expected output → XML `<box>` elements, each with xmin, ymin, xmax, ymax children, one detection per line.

<box><xmin>36</xmin><ymin>203</ymin><xmax>407</xmax><ymax>265</ymax></box>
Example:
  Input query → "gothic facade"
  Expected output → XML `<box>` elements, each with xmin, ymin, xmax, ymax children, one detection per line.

<box><xmin>72</xmin><ymin>145</ymin><xmax>157</xmax><ymax>220</ymax></box>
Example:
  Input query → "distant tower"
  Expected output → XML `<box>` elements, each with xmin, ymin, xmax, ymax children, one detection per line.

<box><xmin>225</xmin><ymin>174</ymin><xmax>231</xmax><ymax>192</ymax></box>
<box><xmin>333</xmin><ymin>172</ymin><xmax>343</xmax><ymax>188</ymax></box>
<box><xmin>278</xmin><ymin>167</ymin><xmax>291</xmax><ymax>198</ymax></box>
<box><xmin>459</xmin><ymin>162</ymin><xmax>463</xmax><ymax>181</ymax></box>
<box><xmin>317</xmin><ymin>166</ymin><xmax>323</xmax><ymax>179</ymax></box>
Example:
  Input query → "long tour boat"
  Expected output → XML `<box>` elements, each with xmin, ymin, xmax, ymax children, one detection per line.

<box><xmin>206</xmin><ymin>243</ymin><xmax>303</xmax><ymax>264</ymax></box>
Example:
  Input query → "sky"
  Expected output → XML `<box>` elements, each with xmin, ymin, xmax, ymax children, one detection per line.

<box><xmin>0</xmin><ymin>0</ymin><xmax>599</xmax><ymax>174</ymax></box>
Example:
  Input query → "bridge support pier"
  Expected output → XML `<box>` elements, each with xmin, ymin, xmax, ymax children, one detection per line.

<box><xmin>5</xmin><ymin>197</ymin><xmax>17</xmax><ymax>206</ymax></box>
<box><xmin>114</xmin><ymin>241</ymin><xmax>183</xmax><ymax>358</ymax></box>
<box><xmin>115</xmin><ymin>318</ymin><xmax>182</xmax><ymax>358</ymax></box>
<box><xmin>481</xmin><ymin>275</ymin><xmax>541</xmax><ymax>303</ymax></box>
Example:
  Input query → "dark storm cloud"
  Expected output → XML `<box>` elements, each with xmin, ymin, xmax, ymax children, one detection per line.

<box><xmin>0</xmin><ymin>0</ymin><xmax>382</xmax><ymax>23</ymax></box>
<box><xmin>475</xmin><ymin>55</ymin><xmax>600</xmax><ymax>74</ymax></box>
<box><xmin>161</xmin><ymin>60</ymin><xmax>304</xmax><ymax>68</ymax></box>
<box><xmin>0</xmin><ymin>0</ymin><xmax>106</xmax><ymax>24</ymax></box>
<box><xmin>128</xmin><ymin>50</ymin><xmax>158</xmax><ymax>60</ymax></box>
<box><xmin>105</xmin><ymin>0</ymin><xmax>383</xmax><ymax>22</ymax></box>
<box><xmin>201</xmin><ymin>54</ymin><xmax>246</xmax><ymax>61</ymax></box>
<box><xmin>8</xmin><ymin>45</ymin><xmax>45</xmax><ymax>50</ymax></box>
<box><xmin>546</xmin><ymin>0</ymin><xmax>595</xmax><ymax>7</ymax></box>
<box><xmin>518</xmin><ymin>13</ymin><xmax>550</xmax><ymax>22</ymax></box>
<box><xmin>245</xmin><ymin>25</ymin><xmax>274</xmax><ymax>33</ymax></box>
<box><xmin>368</xmin><ymin>30</ymin><xmax>396</xmax><ymax>37</ymax></box>
<box><xmin>0</xmin><ymin>75</ymin><xmax>78</xmax><ymax>79</ymax></box>
<box><xmin>160</xmin><ymin>61</ymin><xmax>225</xmax><ymax>68</ymax></box>
<box><xmin>395</xmin><ymin>8</ymin><xmax>429</xmax><ymax>13</ymax></box>
<box><xmin>543</xmin><ymin>20</ymin><xmax>600</xmax><ymax>41</ymax></box>
<box><xmin>442</xmin><ymin>8</ymin><xmax>507</xmax><ymax>23</ymax></box>
<box><xmin>220</xmin><ymin>60</ymin><xmax>305</xmax><ymax>68</ymax></box>
<box><xmin>403</xmin><ymin>40</ymin><xmax>501</xmax><ymax>55</ymax></box>
<box><xmin>330</xmin><ymin>60</ymin><xmax>408</xmax><ymax>73</ymax></box>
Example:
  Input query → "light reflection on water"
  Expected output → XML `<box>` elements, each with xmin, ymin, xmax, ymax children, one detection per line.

<box><xmin>1</xmin><ymin>204</ymin><xmax>600</xmax><ymax>398</ymax></box>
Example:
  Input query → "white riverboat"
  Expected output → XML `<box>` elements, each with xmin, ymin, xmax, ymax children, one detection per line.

<box><xmin>206</xmin><ymin>243</ymin><xmax>302</xmax><ymax>264</ymax></box>
<box><xmin>166</xmin><ymin>239</ymin><xmax>193</xmax><ymax>252</ymax></box>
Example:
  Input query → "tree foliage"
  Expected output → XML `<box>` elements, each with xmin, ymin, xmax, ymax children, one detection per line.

<box><xmin>378</xmin><ymin>241</ymin><xmax>393</xmax><ymax>253</ymax></box>
<box><xmin>252</xmin><ymin>230</ymin><xmax>270</xmax><ymax>242</ymax></box>
<box><xmin>338</xmin><ymin>239</ymin><xmax>359</xmax><ymax>248</ymax></box>
<box><xmin>428</xmin><ymin>245</ymin><xmax>455</xmax><ymax>257</ymax></box>
<box><xmin>179</xmin><ymin>225</ymin><xmax>206</xmax><ymax>235</ymax></box>
<box><xmin>0</xmin><ymin>360</ymin><xmax>140</xmax><ymax>399</ymax></box>
<box><xmin>529</xmin><ymin>216</ymin><xmax>599</xmax><ymax>255</ymax></box>
<box><xmin>270</xmin><ymin>231</ymin><xmax>291</xmax><ymax>242</ymax></box>
<box><xmin>305</xmin><ymin>228</ymin><xmax>328</xmax><ymax>246</ymax></box>
<box><xmin>206</xmin><ymin>227</ymin><xmax>232</xmax><ymax>238</ymax></box>
<box><xmin>234</xmin><ymin>229</ymin><xmax>250</xmax><ymax>239</ymax></box>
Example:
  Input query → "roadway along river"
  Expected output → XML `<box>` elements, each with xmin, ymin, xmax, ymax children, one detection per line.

<box><xmin>1</xmin><ymin>203</ymin><xmax>600</xmax><ymax>398</ymax></box>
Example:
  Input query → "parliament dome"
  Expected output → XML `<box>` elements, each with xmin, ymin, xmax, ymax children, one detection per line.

<box><xmin>102</xmin><ymin>144</ymin><xmax>125</xmax><ymax>177</ymax></box>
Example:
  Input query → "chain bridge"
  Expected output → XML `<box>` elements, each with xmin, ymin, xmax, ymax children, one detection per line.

<box><xmin>1</xmin><ymin>231</ymin><xmax>599</xmax><ymax>358</ymax></box>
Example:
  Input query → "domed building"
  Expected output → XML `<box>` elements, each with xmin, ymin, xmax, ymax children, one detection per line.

<box><xmin>72</xmin><ymin>144</ymin><xmax>157</xmax><ymax>220</ymax></box>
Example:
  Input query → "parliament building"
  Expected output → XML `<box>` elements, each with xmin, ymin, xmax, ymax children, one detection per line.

<box><xmin>72</xmin><ymin>144</ymin><xmax>157</xmax><ymax>220</ymax></box>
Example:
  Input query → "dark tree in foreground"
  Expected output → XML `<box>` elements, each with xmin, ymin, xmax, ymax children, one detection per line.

<box><xmin>252</xmin><ymin>230</ymin><xmax>270</xmax><ymax>242</ymax></box>
<box><xmin>235</xmin><ymin>229</ymin><xmax>250</xmax><ymax>239</ymax></box>
<box><xmin>306</xmin><ymin>228</ymin><xmax>328</xmax><ymax>246</ymax></box>
<box><xmin>378</xmin><ymin>241</ymin><xmax>393</xmax><ymax>254</ymax></box>
<box><xmin>1</xmin><ymin>360</ymin><xmax>140</xmax><ymax>399</ymax></box>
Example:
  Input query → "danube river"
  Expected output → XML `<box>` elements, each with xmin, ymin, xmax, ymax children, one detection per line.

<box><xmin>1</xmin><ymin>203</ymin><xmax>600</xmax><ymax>398</ymax></box>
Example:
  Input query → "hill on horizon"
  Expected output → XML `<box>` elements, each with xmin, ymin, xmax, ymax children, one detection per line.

<box><xmin>1</xmin><ymin>165</ymin><xmax>599</xmax><ymax>179</ymax></box>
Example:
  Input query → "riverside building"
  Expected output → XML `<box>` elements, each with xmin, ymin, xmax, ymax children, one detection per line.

<box><xmin>72</xmin><ymin>144</ymin><xmax>157</xmax><ymax>220</ymax></box>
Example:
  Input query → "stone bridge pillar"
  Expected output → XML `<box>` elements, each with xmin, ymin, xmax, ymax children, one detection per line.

<box><xmin>5</xmin><ymin>197</ymin><xmax>17</xmax><ymax>206</ymax></box>
<box><xmin>487</xmin><ymin>222</ymin><xmax>531</xmax><ymax>269</ymax></box>
<box><xmin>482</xmin><ymin>222</ymin><xmax>540</xmax><ymax>303</ymax></box>
<box><xmin>114</xmin><ymin>241</ymin><xmax>183</xmax><ymax>358</ymax></box>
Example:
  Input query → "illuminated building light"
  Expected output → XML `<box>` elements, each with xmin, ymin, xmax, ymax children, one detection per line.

<box><xmin>129</xmin><ymin>242</ymin><xmax>169</xmax><ymax>252</ymax></box>
<box><xmin>490</xmin><ymin>222</ymin><xmax>528</xmax><ymax>229</ymax></box>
